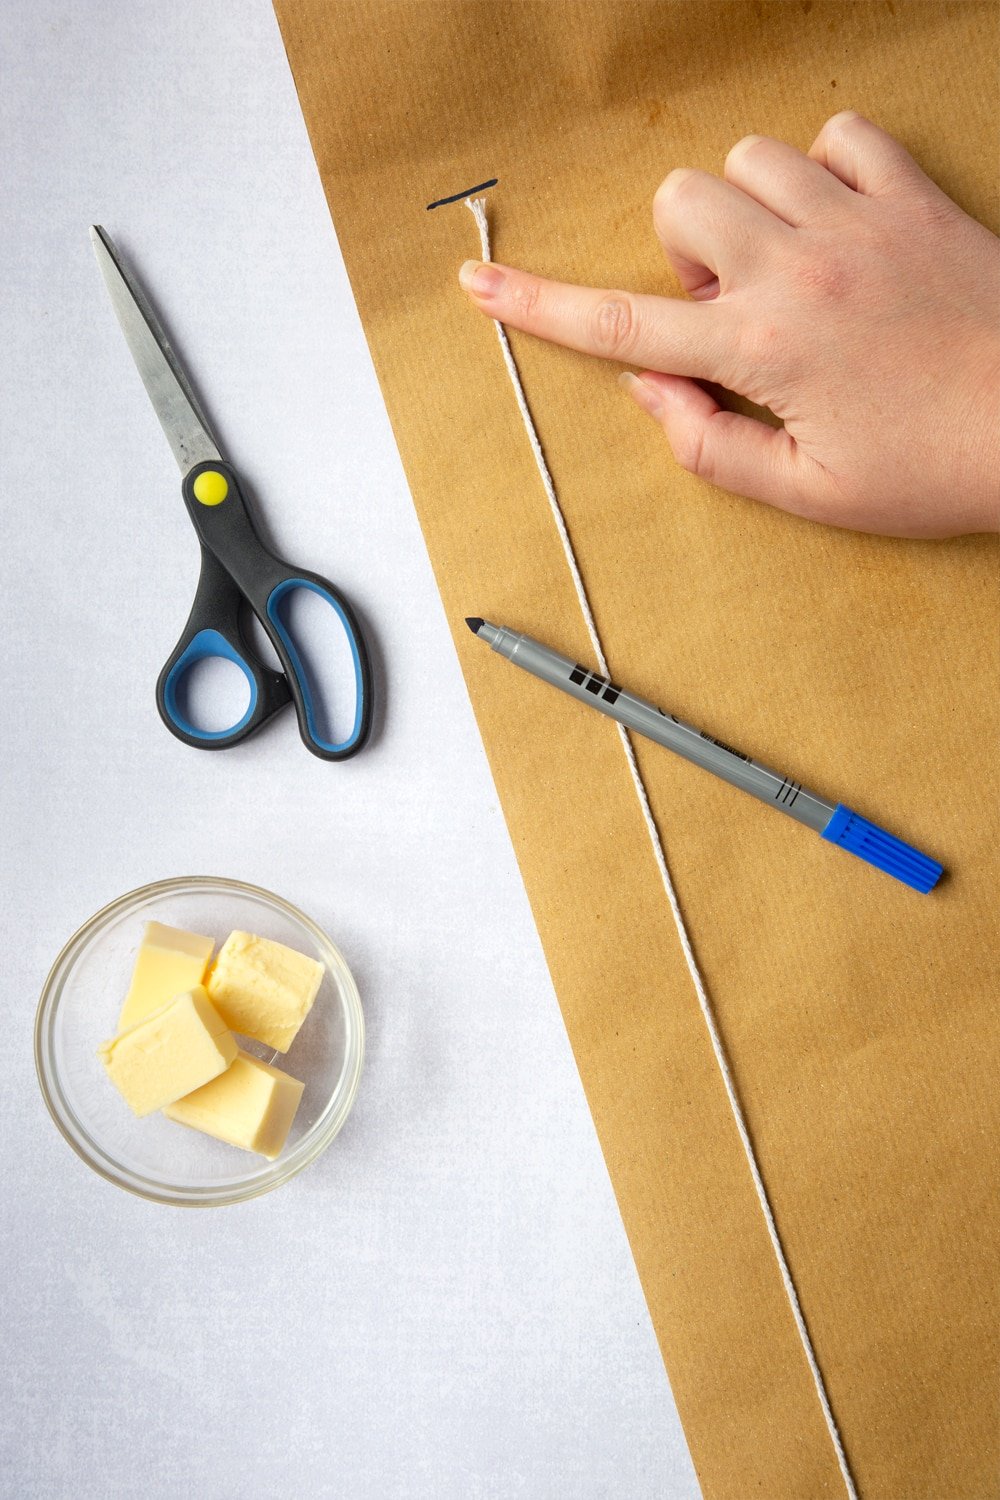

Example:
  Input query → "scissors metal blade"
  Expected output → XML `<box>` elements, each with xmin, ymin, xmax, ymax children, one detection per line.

<box><xmin>90</xmin><ymin>225</ymin><xmax>223</xmax><ymax>475</ymax></box>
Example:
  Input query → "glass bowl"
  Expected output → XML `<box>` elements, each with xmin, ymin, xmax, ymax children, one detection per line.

<box><xmin>35</xmin><ymin>876</ymin><xmax>364</xmax><ymax>1206</ymax></box>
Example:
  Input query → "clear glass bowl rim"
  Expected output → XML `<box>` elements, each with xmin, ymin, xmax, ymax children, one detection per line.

<box><xmin>34</xmin><ymin>875</ymin><xmax>364</xmax><ymax>1207</ymax></box>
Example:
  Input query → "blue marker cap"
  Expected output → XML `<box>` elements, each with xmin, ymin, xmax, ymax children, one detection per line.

<box><xmin>820</xmin><ymin>804</ymin><xmax>943</xmax><ymax>893</ymax></box>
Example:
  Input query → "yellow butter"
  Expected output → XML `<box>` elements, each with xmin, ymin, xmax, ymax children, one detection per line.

<box><xmin>98</xmin><ymin>986</ymin><xmax>238</xmax><ymax>1117</ymax></box>
<box><xmin>164</xmin><ymin>1049</ymin><xmax>305</xmax><ymax>1159</ymax></box>
<box><xmin>118</xmin><ymin>921</ymin><xmax>214</xmax><ymax>1032</ymax></box>
<box><xmin>206</xmin><ymin>931</ymin><xmax>324</xmax><ymax>1052</ymax></box>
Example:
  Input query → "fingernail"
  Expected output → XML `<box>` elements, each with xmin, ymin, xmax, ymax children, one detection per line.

<box><xmin>459</xmin><ymin>260</ymin><xmax>505</xmax><ymax>297</ymax></box>
<box><xmin>726</xmin><ymin>133</ymin><xmax>766</xmax><ymax>168</ymax></box>
<box><xmin>619</xmin><ymin>371</ymin><xmax>663</xmax><ymax>418</ymax></box>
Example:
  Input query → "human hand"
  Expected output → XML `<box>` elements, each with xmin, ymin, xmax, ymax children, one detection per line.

<box><xmin>459</xmin><ymin>112</ymin><xmax>999</xmax><ymax>537</ymax></box>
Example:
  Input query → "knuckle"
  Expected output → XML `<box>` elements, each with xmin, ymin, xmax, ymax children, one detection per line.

<box><xmin>755</xmin><ymin>319</ymin><xmax>787</xmax><ymax>361</ymax></box>
<box><xmin>673</xmin><ymin>422</ymin><xmax>712</xmax><ymax>481</ymax></box>
<box><xmin>728</xmin><ymin>317</ymin><xmax>789</xmax><ymax>405</ymax></box>
<box><xmin>789</xmin><ymin>250</ymin><xmax>851</xmax><ymax>301</ymax></box>
<box><xmin>508</xmin><ymin>274</ymin><xmax>542</xmax><ymax>322</ymax></box>
<box><xmin>589</xmin><ymin>292</ymin><xmax>638</xmax><ymax>357</ymax></box>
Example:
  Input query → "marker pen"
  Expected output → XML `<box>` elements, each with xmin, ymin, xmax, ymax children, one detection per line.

<box><xmin>466</xmin><ymin>618</ymin><xmax>942</xmax><ymax>893</ymax></box>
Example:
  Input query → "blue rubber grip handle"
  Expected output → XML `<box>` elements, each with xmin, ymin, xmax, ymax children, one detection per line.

<box><xmin>820</xmin><ymin>804</ymin><xmax>943</xmax><ymax>893</ymax></box>
<box><xmin>161</xmin><ymin>628</ymin><xmax>259</xmax><ymax>742</ymax></box>
<box><xmin>266</xmin><ymin>577</ymin><xmax>369</xmax><ymax>757</ymax></box>
<box><xmin>156</xmin><ymin>545</ymin><xmax>292</xmax><ymax>750</ymax></box>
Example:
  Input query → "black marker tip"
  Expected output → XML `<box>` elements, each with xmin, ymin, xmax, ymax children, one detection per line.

<box><xmin>465</xmin><ymin>616</ymin><xmax>484</xmax><ymax>635</ymax></box>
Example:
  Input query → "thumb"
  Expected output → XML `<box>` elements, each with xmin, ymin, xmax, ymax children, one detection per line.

<box><xmin>621</xmin><ymin>371</ymin><xmax>837</xmax><ymax>522</ymax></box>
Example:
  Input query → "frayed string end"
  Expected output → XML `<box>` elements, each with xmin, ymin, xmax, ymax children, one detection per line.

<box><xmin>466</xmin><ymin>196</ymin><xmax>490</xmax><ymax>261</ymax></box>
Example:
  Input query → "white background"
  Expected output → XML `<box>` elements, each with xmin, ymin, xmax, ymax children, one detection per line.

<box><xmin>0</xmin><ymin>3</ymin><xmax>700</xmax><ymax>1497</ymax></box>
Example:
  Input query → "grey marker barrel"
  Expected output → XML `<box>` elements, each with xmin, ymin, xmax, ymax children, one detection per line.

<box><xmin>471</xmin><ymin>620</ymin><xmax>834</xmax><ymax>830</ymax></box>
<box><xmin>465</xmin><ymin>618</ymin><xmax>943</xmax><ymax>893</ymax></box>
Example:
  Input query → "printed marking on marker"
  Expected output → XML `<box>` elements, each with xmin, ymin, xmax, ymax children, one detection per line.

<box><xmin>700</xmin><ymin>730</ymin><xmax>752</xmax><ymax>764</ymax></box>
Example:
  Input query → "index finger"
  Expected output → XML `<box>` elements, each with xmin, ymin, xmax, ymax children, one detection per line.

<box><xmin>459</xmin><ymin>259</ymin><xmax>737</xmax><ymax>384</ymax></box>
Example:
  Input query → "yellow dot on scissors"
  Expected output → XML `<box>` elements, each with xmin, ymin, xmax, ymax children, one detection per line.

<box><xmin>193</xmin><ymin>470</ymin><xmax>229</xmax><ymax>506</ymax></box>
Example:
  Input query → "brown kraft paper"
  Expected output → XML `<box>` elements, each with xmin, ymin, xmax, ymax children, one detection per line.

<box><xmin>272</xmin><ymin>4</ymin><xmax>999</xmax><ymax>1495</ymax></box>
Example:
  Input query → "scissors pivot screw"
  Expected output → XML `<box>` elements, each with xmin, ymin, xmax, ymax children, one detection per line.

<box><xmin>193</xmin><ymin>469</ymin><xmax>230</xmax><ymax>506</ymax></box>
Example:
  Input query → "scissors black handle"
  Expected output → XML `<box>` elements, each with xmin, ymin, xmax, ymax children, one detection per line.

<box><xmin>158</xmin><ymin>461</ymin><xmax>373</xmax><ymax>760</ymax></box>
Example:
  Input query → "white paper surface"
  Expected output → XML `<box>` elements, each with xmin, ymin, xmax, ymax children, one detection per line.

<box><xmin>0</xmin><ymin>3</ymin><xmax>700</xmax><ymax>1495</ymax></box>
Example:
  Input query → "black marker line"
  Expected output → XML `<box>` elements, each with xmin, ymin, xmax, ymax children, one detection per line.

<box><xmin>426</xmin><ymin>178</ymin><xmax>498</xmax><ymax>211</ymax></box>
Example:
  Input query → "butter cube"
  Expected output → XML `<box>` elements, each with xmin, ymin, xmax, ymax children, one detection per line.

<box><xmin>119</xmin><ymin>921</ymin><xmax>214</xmax><ymax>1031</ymax></box>
<box><xmin>206</xmin><ymin>931</ymin><xmax>324</xmax><ymax>1052</ymax></box>
<box><xmin>164</xmin><ymin>1049</ymin><xmax>305</xmax><ymax>1159</ymax></box>
<box><xmin>99</xmin><ymin>986</ymin><xmax>238</xmax><ymax>1116</ymax></box>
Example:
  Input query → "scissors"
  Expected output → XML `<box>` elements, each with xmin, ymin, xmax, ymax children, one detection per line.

<box><xmin>90</xmin><ymin>226</ymin><xmax>373</xmax><ymax>760</ymax></box>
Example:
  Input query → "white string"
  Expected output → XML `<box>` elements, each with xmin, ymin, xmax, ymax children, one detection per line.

<box><xmin>465</xmin><ymin>196</ymin><xmax>858</xmax><ymax>1500</ymax></box>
